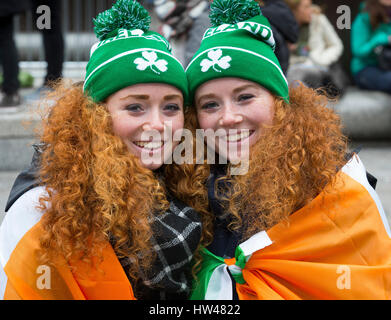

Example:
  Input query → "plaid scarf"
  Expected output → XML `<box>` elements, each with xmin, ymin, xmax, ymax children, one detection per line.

<box><xmin>116</xmin><ymin>197</ymin><xmax>202</xmax><ymax>300</ymax></box>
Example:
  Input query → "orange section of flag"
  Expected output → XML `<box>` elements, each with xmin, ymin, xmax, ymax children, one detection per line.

<box><xmin>3</xmin><ymin>220</ymin><xmax>135</xmax><ymax>300</ymax></box>
<box><xmin>236</xmin><ymin>171</ymin><xmax>391</xmax><ymax>300</ymax></box>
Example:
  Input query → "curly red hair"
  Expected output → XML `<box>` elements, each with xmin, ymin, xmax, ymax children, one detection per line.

<box><xmin>36</xmin><ymin>81</ymin><xmax>170</xmax><ymax>279</ymax></box>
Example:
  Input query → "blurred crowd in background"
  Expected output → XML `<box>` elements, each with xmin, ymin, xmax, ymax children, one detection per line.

<box><xmin>1</xmin><ymin>0</ymin><xmax>391</xmax><ymax>108</ymax></box>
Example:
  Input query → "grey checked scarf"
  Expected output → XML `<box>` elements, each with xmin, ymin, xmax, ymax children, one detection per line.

<box><xmin>116</xmin><ymin>197</ymin><xmax>202</xmax><ymax>300</ymax></box>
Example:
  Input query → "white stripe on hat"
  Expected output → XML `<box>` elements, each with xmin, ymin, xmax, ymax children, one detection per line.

<box><xmin>203</xmin><ymin>22</ymin><xmax>275</xmax><ymax>49</ymax></box>
<box><xmin>83</xmin><ymin>48</ymin><xmax>184</xmax><ymax>91</ymax></box>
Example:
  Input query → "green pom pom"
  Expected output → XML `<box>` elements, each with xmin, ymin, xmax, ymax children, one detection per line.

<box><xmin>93</xmin><ymin>0</ymin><xmax>151</xmax><ymax>41</ymax></box>
<box><xmin>209</xmin><ymin>0</ymin><xmax>262</xmax><ymax>27</ymax></box>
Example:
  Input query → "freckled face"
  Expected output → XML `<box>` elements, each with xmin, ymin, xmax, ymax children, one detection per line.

<box><xmin>195</xmin><ymin>78</ymin><xmax>274</xmax><ymax>162</ymax></box>
<box><xmin>106</xmin><ymin>83</ymin><xmax>184</xmax><ymax>170</ymax></box>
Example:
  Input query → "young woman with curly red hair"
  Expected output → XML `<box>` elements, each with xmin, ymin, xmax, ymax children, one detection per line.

<box><xmin>179</xmin><ymin>0</ymin><xmax>391</xmax><ymax>300</ymax></box>
<box><xmin>0</xmin><ymin>0</ymin><xmax>202</xmax><ymax>300</ymax></box>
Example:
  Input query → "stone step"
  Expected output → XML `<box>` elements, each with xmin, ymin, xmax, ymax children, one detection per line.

<box><xmin>0</xmin><ymin>104</ymin><xmax>39</xmax><ymax>171</ymax></box>
<box><xmin>332</xmin><ymin>87</ymin><xmax>391</xmax><ymax>140</ymax></box>
<box><xmin>0</xmin><ymin>65</ymin><xmax>84</xmax><ymax>171</ymax></box>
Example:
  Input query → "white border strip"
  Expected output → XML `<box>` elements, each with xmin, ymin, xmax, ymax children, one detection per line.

<box><xmin>0</xmin><ymin>264</ymin><xmax>7</xmax><ymax>299</ymax></box>
<box><xmin>342</xmin><ymin>155</ymin><xmax>391</xmax><ymax>238</ymax></box>
<box><xmin>205</xmin><ymin>264</ymin><xmax>233</xmax><ymax>300</ymax></box>
<box><xmin>0</xmin><ymin>187</ymin><xmax>46</xmax><ymax>268</ymax></box>
<box><xmin>185</xmin><ymin>46</ymin><xmax>288</xmax><ymax>85</ymax></box>
<box><xmin>83</xmin><ymin>48</ymin><xmax>184</xmax><ymax>90</ymax></box>
<box><xmin>239</xmin><ymin>230</ymin><xmax>273</xmax><ymax>257</ymax></box>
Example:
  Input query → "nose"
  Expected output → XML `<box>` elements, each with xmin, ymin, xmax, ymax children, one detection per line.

<box><xmin>219</xmin><ymin>103</ymin><xmax>243</xmax><ymax>127</ymax></box>
<box><xmin>142</xmin><ymin>109</ymin><xmax>165</xmax><ymax>132</ymax></box>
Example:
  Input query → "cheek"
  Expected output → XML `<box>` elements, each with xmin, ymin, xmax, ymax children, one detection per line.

<box><xmin>251</xmin><ymin>99</ymin><xmax>274</xmax><ymax>128</ymax></box>
<box><xmin>169</xmin><ymin>114</ymin><xmax>184</xmax><ymax>135</ymax></box>
<box><xmin>172</xmin><ymin>114</ymin><xmax>185</xmax><ymax>131</ymax></box>
<box><xmin>197</xmin><ymin>112</ymin><xmax>218</xmax><ymax>130</ymax></box>
<box><xmin>167</xmin><ymin>114</ymin><xmax>185</xmax><ymax>147</ymax></box>
<box><xmin>111</xmin><ymin>116</ymin><xmax>138</xmax><ymax>139</ymax></box>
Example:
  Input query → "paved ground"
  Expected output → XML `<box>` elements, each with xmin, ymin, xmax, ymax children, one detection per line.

<box><xmin>1</xmin><ymin>140</ymin><xmax>390</xmax><ymax>225</ymax></box>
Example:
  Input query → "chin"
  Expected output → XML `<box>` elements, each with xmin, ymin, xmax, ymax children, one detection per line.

<box><xmin>141</xmin><ymin>161</ymin><xmax>164</xmax><ymax>171</ymax></box>
<box><xmin>226</xmin><ymin>152</ymin><xmax>250</xmax><ymax>166</ymax></box>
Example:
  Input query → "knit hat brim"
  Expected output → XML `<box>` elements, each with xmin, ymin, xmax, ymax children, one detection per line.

<box><xmin>84</xmin><ymin>33</ymin><xmax>189</xmax><ymax>104</ymax></box>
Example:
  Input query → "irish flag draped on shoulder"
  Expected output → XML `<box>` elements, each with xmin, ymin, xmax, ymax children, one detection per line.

<box><xmin>0</xmin><ymin>186</ymin><xmax>135</xmax><ymax>300</ymax></box>
<box><xmin>191</xmin><ymin>155</ymin><xmax>391</xmax><ymax>300</ymax></box>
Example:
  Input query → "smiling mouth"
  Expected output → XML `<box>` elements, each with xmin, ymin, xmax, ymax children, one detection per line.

<box><xmin>133</xmin><ymin>140</ymin><xmax>165</xmax><ymax>150</ymax></box>
<box><xmin>222</xmin><ymin>130</ymin><xmax>255</xmax><ymax>143</ymax></box>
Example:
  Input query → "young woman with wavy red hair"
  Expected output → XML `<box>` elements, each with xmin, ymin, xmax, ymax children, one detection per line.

<box><xmin>0</xmin><ymin>0</ymin><xmax>202</xmax><ymax>300</ymax></box>
<box><xmin>179</xmin><ymin>0</ymin><xmax>391</xmax><ymax>300</ymax></box>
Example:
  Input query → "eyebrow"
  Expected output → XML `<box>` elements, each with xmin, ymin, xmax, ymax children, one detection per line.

<box><xmin>163</xmin><ymin>94</ymin><xmax>182</xmax><ymax>101</ymax></box>
<box><xmin>232</xmin><ymin>84</ymin><xmax>259</xmax><ymax>94</ymax></box>
<box><xmin>196</xmin><ymin>84</ymin><xmax>259</xmax><ymax>105</ymax></box>
<box><xmin>120</xmin><ymin>94</ymin><xmax>182</xmax><ymax>101</ymax></box>
<box><xmin>196</xmin><ymin>93</ymin><xmax>216</xmax><ymax>107</ymax></box>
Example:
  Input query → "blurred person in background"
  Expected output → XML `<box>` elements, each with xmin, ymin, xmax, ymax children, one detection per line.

<box><xmin>0</xmin><ymin>0</ymin><xmax>30</xmax><ymax>107</ymax></box>
<box><xmin>258</xmin><ymin>0</ymin><xmax>299</xmax><ymax>75</ymax></box>
<box><xmin>196</xmin><ymin>0</ymin><xmax>299</xmax><ymax>73</ymax></box>
<box><xmin>351</xmin><ymin>0</ymin><xmax>391</xmax><ymax>94</ymax></box>
<box><xmin>153</xmin><ymin>0</ymin><xmax>210</xmax><ymax>64</ymax></box>
<box><xmin>30</xmin><ymin>0</ymin><xmax>64</xmax><ymax>95</ymax></box>
<box><xmin>285</xmin><ymin>0</ymin><xmax>348</xmax><ymax>97</ymax></box>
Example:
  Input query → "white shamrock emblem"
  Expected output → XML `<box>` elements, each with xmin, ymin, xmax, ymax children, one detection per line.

<box><xmin>134</xmin><ymin>51</ymin><xmax>168</xmax><ymax>74</ymax></box>
<box><xmin>200</xmin><ymin>49</ymin><xmax>232</xmax><ymax>73</ymax></box>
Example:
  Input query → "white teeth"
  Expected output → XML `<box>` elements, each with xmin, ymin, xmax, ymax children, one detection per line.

<box><xmin>134</xmin><ymin>141</ymin><xmax>163</xmax><ymax>149</ymax></box>
<box><xmin>225</xmin><ymin>131</ymin><xmax>251</xmax><ymax>142</ymax></box>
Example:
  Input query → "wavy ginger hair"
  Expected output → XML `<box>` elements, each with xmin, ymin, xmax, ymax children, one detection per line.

<box><xmin>37</xmin><ymin>81</ymin><xmax>171</xmax><ymax>280</ymax></box>
<box><xmin>166</xmin><ymin>84</ymin><xmax>348</xmax><ymax>251</ymax></box>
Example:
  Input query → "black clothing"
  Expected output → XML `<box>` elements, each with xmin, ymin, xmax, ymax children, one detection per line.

<box><xmin>0</xmin><ymin>0</ymin><xmax>30</xmax><ymax>17</ymax></box>
<box><xmin>0</xmin><ymin>15</ymin><xmax>19</xmax><ymax>95</ymax></box>
<box><xmin>32</xmin><ymin>0</ymin><xmax>64</xmax><ymax>85</ymax></box>
<box><xmin>206</xmin><ymin>164</ymin><xmax>240</xmax><ymax>259</ymax></box>
<box><xmin>261</xmin><ymin>0</ymin><xmax>299</xmax><ymax>75</ymax></box>
<box><xmin>5</xmin><ymin>143</ymin><xmax>43</xmax><ymax>212</ymax></box>
<box><xmin>0</xmin><ymin>0</ymin><xmax>30</xmax><ymax>95</ymax></box>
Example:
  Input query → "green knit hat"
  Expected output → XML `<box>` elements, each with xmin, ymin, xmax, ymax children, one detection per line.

<box><xmin>186</xmin><ymin>0</ymin><xmax>289</xmax><ymax>104</ymax></box>
<box><xmin>83</xmin><ymin>0</ymin><xmax>189</xmax><ymax>104</ymax></box>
